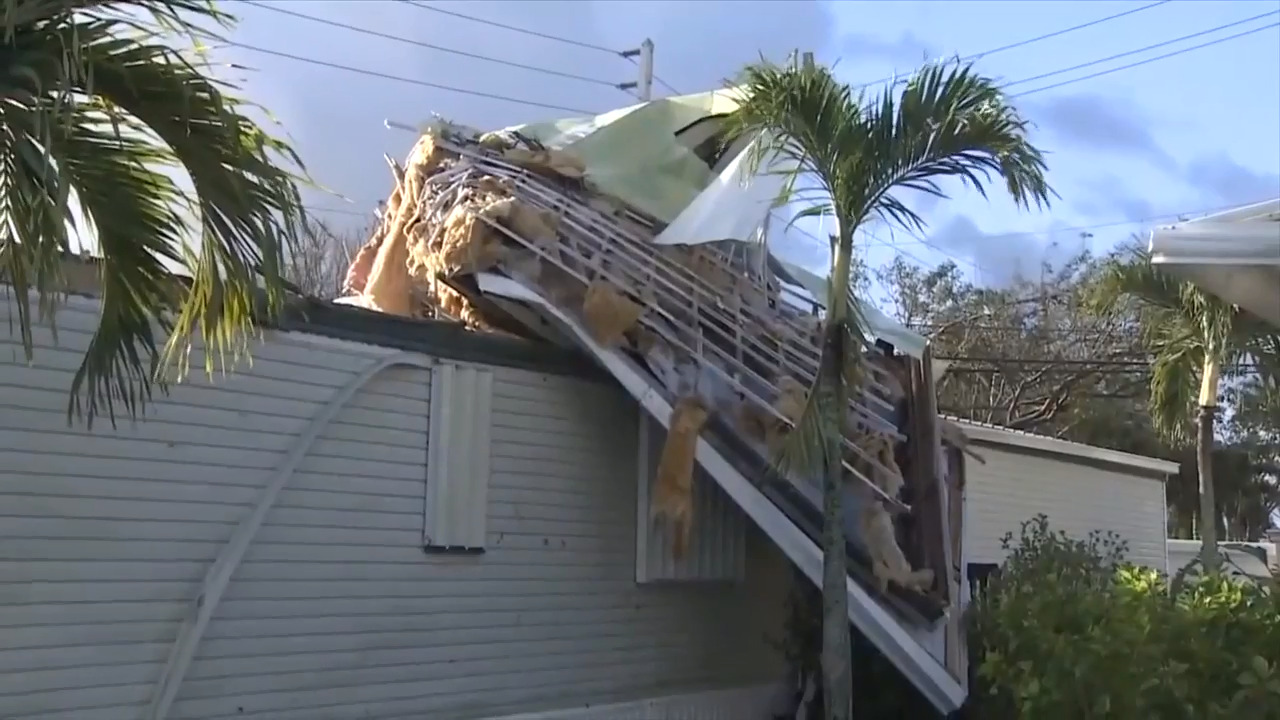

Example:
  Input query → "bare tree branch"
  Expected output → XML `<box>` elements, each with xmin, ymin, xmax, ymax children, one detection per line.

<box><xmin>284</xmin><ymin>217</ymin><xmax>375</xmax><ymax>300</ymax></box>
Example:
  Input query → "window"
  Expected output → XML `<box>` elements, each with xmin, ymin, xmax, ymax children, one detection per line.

<box><xmin>423</xmin><ymin>363</ymin><xmax>494</xmax><ymax>553</ymax></box>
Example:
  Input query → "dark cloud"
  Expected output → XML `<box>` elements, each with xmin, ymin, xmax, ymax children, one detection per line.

<box><xmin>220</xmin><ymin>0</ymin><xmax>839</xmax><ymax>226</ymax></box>
<box><xmin>924</xmin><ymin>214</ymin><xmax>1088</xmax><ymax>288</ymax></box>
<box><xmin>1072</xmin><ymin>174</ymin><xmax>1156</xmax><ymax>222</ymax></box>
<box><xmin>1181</xmin><ymin>154</ymin><xmax>1280</xmax><ymax>206</ymax></box>
<box><xmin>1026</xmin><ymin>93</ymin><xmax>1176</xmax><ymax>172</ymax></box>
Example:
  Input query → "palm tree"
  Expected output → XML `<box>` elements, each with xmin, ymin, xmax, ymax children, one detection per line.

<box><xmin>725</xmin><ymin>57</ymin><xmax>1052</xmax><ymax>718</ymax></box>
<box><xmin>1</xmin><ymin>0</ymin><xmax>308</xmax><ymax>426</ymax></box>
<box><xmin>1091</xmin><ymin>256</ymin><xmax>1280</xmax><ymax>571</ymax></box>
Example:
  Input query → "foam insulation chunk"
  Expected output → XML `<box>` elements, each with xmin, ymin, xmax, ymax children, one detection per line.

<box><xmin>651</xmin><ymin>396</ymin><xmax>711</xmax><ymax>560</ymax></box>
<box><xmin>860</xmin><ymin>495</ymin><xmax>934</xmax><ymax>594</ymax></box>
<box><xmin>581</xmin><ymin>279</ymin><xmax>643</xmax><ymax>348</ymax></box>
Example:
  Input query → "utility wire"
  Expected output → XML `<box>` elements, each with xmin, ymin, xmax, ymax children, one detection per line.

<box><xmin>852</xmin><ymin>0</ymin><xmax>1174</xmax><ymax>91</ymax></box>
<box><xmin>963</xmin><ymin>0</ymin><xmax>1173</xmax><ymax>62</ymax></box>
<box><xmin>1011</xmin><ymin>20</ymin><xmax>1280</xmax><ymax>98</ymax></box>
<box><xmin>234</xmin><ymin>4</ymin><xmax>1272</xmax><ymax>117</ymax></box>
<box><xmin>1003</xmin><ymin>9</ymin><xmax>1279</xmax><ymax>92</ymax></box>
<box><xmin>644</xmin><ymin>0</ymin><xmax>1177</xmax><ymax>99</ymax></box>
<box><xmin>240</xmin><ymin>1</ymin><xmax>624</xmax><ymax>90</ymax></box>
<box><xmin>400</xmin><ymin>0</ymin><xmax>679</xmax><ymax>97</ymax></box>
<box><xmin>403</xmin><ymin>0</ymin><xmax>622</xmax><ymax>55</ymax></box>
<box><xmin>306</xmin><ymin>205</ymin><xmax>372</xmax><ymax>218</ymax></box>
<box><xmin>227</xmin><ymin>42</ymin><xmax>594</xmax><ymax>115</ymax></box>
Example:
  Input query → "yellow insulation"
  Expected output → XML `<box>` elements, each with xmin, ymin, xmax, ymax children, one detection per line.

<box><xmin>651</xmin><ymin>396</ymin><xmax>711</xmax><ymax>560</ymax></box>
<box><xmin>581</xmin><ymin>279</ymin><xmax>643</xmax><ymax>348</ymax></box>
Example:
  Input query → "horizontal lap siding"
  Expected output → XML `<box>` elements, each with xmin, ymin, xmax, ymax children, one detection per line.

<box><xmin>0</xmin><ymin>293</ymin><xmax>783</xmax><ymax>720</ymax></box>
<box><xmin>963</xmin><ymin>445</ymin><xmax>1167</xmax><ymax>572</ymax></box>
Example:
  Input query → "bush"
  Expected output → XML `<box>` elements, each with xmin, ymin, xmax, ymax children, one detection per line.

<box><xmin>966</xmin><ymin>515</ymin><xmax>1280</xmax><ymax>719</ymax></box>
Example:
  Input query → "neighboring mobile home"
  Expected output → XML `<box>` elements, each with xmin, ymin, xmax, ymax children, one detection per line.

<box><xmin>954</xmin><ymin>418</ymin><xmax>1180</xmax><ymax>595</ymax></box>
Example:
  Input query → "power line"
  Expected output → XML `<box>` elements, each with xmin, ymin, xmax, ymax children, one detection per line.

<box><xmin>964</xmin><ymin>1</ymin><xmax>1173</xmax><ymax>62</ymax></box>
<box><xmin>852</xmin><ymin>1</ymin><xmax>1173</xmax><ymax>91</ymax></box>
<box><xmin>403</xmin><ymin>1</ymin><xmax>622</xmax><ymax>56</ymax></box>
<box><xmin>240</xmin><ymin>1</ymin><xmax>624</xmax><ymax>90</ymax></box>
<box><xmin>646</xmin><ymin>2</ymin><xmax>1176</xmax><ymax>100</ymax></box>
<box><xmin>1003</xmin><ymin>9</ymin><xmax>1279</xmax><ymax>92</ymax></box>
<box><xmin>1012</xmin><ymin>21</ymin><xmax>1280</xmax><ymax>99</ymax></box>
<box><xmin>306</xmin><ymin>205</ymin><xmax>372</xmax><ymax>218</ymax></box>
<box><xmin>228</xmin><ymin>42</ymin><xmax>594</xmax><ymax>115</ymax></box>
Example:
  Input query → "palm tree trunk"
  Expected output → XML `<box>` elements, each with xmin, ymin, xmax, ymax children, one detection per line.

<box><xmin>821</xmin><ymin>231</ymin><xmax>855</xmax><ymax>720</ymax></box>
<box><xmin>1197</xmin><ymin>356</ymin><xmax>1221</xmax><ymax>572</ymax></box>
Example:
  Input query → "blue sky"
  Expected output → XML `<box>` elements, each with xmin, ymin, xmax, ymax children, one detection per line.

<box><xmin>214</xmin><ymin>0</ymin><xmax>1280</xmax><ymax>306</ymax></box>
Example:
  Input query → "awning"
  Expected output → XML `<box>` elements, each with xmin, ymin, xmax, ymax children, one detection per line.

<box><xmin>1148</xmin><ymin>198</ymin><xmax>1280</xmax><ymax>327</ymax></box>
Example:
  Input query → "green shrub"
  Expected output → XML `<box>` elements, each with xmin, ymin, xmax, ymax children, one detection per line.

<box><xmin>966</xmin><ymin>514</ymin><xmax>1280</xmax><ymax>720</ymax></box>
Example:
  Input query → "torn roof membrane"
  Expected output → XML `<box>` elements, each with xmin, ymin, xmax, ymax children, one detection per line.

<box><xmin>501</xmin><ymin>86</ymin><xmax>747</xmax><ymax>225</ymax></box>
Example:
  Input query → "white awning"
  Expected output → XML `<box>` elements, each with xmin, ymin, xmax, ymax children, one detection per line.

<box><xmin>1149</xmin><ymin>198</ymin><xmax>1280</xmax><ymax>327</ymax></box>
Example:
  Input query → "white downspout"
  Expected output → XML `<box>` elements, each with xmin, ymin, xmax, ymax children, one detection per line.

<box><xmin>146</xmin><ymin>353</ymin><xmax>435</xmax><ymax>720</ymax></box>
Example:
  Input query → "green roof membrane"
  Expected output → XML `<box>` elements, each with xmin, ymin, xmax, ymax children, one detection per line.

<box><xmin>503</xmin><ymin>88</ymin><xmax>744</xmax><ymax>223</ymax></box>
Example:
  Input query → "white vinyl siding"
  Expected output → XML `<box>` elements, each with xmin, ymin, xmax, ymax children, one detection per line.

<box><xmin>962</xmin><ymin>443</ymin><xmax>1169</xmax><ymax>572</ymax></box>
<box><xmin>0</xmin><ymin>291</ymin><xmax>785</xmax><ymax>720</ymax></box>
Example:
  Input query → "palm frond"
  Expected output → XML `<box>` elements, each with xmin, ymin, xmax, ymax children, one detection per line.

<box><xmin>1147</xmin><ymin>331</ymin><xmax>1201</xmax><ymax>445</ymax></box>
<box><xmin>50</xmin><ymin>105</ymin><xmax>188</xmax><ymax>422</ymax></box>
<box><xmin>722</xmin><ymin>59</ymin><xmax>859</xmax><ymax>223</ymax></box>
<box><xmin>774</xmin><ymin>317</ymin><xmax>860</xmax><ymax>480</ymax></box>
<box><xmin>1089</xmin><ymin>253</ymin><xmax>1186</xmax><ymax>317</ymax></box>
<box><xmin>850</xmin><ymin>60</ymin><xmax>1055</xmax><ymax>231</ymax></box>
<box><xmin>0</xmin><ymin>2</ymin><xmax>310</xmax><ymax>426</ymax></box>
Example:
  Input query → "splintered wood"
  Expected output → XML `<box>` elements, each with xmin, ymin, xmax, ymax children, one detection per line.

<box><xmin>651</xmin><ymin>396</ymin><xmax>711</xmax><ymax>560</ymax></box>
<box><xmin>341</xmin><ymin>132</ymin><xmax>586</xmax><ymax>326</ymax></box>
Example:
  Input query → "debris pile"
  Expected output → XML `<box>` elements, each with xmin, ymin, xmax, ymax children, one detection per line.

<box><xmin>340</xmin><ymin>123</ymin><xmax>934</xmax><ymax>591</ymax></box>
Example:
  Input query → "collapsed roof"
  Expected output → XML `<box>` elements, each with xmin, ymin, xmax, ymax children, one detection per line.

<box><xmin>370</xmin><ymin>88</ymin><xmax>931</xmax><ymax>355</ymax></box>
<box><xmin>342</xmin><ymin>90</ymin><xmax>968</xmax><ymax>712</ymax></box>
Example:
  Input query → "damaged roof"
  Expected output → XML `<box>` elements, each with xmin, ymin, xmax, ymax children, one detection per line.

<box><xmin>488</xmin><ymin>89</ymin><xmax>934</xmax><ymax>358</ymax></box>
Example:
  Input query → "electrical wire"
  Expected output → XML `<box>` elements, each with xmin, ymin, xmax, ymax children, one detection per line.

<box><xmin>852</xmin><ymin>0</ymin><xmax>1174</xmax><ymax>91</ymax></box>
<box><xmin>403</xmin><ymin>0</ymin><xmax>622</xmax><ymax>55</ymax></box>
<box><xmin>638</xmin><ymin>1</ymin><xmax>1178</xmax><ymax>99</ymax></box>
<box><xmin>240</xmin><ymin>1</ymin><xmax>624</xmax><ymax>90</ymax></box>
<box><xmin>305</xmin><ymin>205</ymin><xmax>371</xmax><ymax>218</ymax></box>
<box><xmin>964</xmin><ymin>1</ymin><xmax>1173</xmax><ymax>62</ymax></box>
<box><xmin>1003</xmin><ymin>9</ymin><xmax>1279</xmax><ymax>92</ymax></box>
<box><xmin>1011</xmin><ymin>20</ymin><xmax>1280</xmax><ymax>98</ymax></box>
<box><xmin>234</xmin><ymin>3</ymin><xmax>1273</xmax><ymax>117</ymax></box>
<box><xmin>227</xmin><ymin>42</ymin><xmax>594</xmax><ymax>115</ymax></box>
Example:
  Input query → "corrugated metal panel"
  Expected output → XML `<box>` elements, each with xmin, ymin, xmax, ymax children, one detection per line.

<box><xmin>424</xmin><ymin>363</ymin><xmax>494</xmax><ymax>550</ymax></box>
<box><xmin>636</xmin><ymin>412</ymin><xmax>747</xmax><ymax>583</ymax></box>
